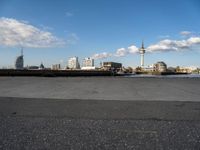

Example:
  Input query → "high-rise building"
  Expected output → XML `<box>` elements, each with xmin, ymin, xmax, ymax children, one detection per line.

<box><xmin>67</xmin><ymin>57</ymin><xmax>80</xmax><ymax>69</ymax></box>
<box><xmin>139</xmin><ymin>41</ymin><xmax>146</xmax><ymax>68</ymax></box>
<box><xmin>82</xmin><ymin>57</ymin><xmax>94</xmax><ymax>67</ymax></box>
<box><xmin>15</xmin><ymin>49</ymin><xmax>24</xmax><ymax>69</ymax></box>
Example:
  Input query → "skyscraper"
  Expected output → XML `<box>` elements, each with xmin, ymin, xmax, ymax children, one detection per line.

<box><xmin>139</xmin><ymin>41</ymin><xmax>146</xmax><ymax>68</ymax></box>
<box><xmin>15</xmin><ymin>48</ymin><xmax>24</xmax><ymax>69</ymax></box>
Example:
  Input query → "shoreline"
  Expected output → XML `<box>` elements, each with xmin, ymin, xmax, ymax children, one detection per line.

<box><xmin>0</xmin><ymin>69</ymin><xmax>197</xmax><ymax>77</ymax></box>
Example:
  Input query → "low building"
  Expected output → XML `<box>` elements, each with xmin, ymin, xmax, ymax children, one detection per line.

<box><xmin>51</xmin><ymin>64</ymin><xmax>61</xmax><ymax>70</ymax></box>
<box><xmin>168</xmin><ymin>67</ymin><xmax>176</xmax><ymax>73</ymax></box>
<box><xmin>26</xmin><ymin>63</ymin><xmax>45</xmax><ymax>70</ymax></box>
<box><xmin>81</xmin><ymin>66</ymin><xmax>96</xmax><ymax>70</ymax></box>
<box><xmin>102</xmin><ymin>62</ymin><xmax>122</xmax><ymax>71</ymax></box>
<box><xmin>68</xmin><ymin>57</ymin><xmax>80</xmax><ymax>69</ymax></box>
<box><xmin>26</xmin><ymin>66</ymin><xmax>39</xmax><ymax>70</ymax></box>
<box><xmin>178</xmin><ymin>66</ymin><xmax>198</xmax><ymax>73</ymax></box>
<box><xmin>153</xmin><ymin>61</ymin><xmax>167</xmax><ymax>72</ymax></box>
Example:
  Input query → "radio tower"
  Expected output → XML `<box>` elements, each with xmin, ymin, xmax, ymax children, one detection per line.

<box><xmin>139</xmin><ymin>41</ymin><xmax>146</xmax><ymax>68</ymax></box>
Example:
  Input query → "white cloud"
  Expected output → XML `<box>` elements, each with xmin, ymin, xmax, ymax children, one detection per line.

<box><xmin>147</xmin><ymin>37</ymin><xmax>200</xmax><ymax>52</ymax></box>
<box><xmin>91</xmin><ymin>52</ymin><xmax>112</xmax><ymax>60</ymax></box>
<box><xmin>115</xmin><ymin>48</ymin><xmax>127</xmax><ymax>57</ymax></box>
<box><xmin>128</xmin><ymin>45</ymin><xmax>138</xmax><ymax>54</ymax></box>
<box><xmin>180</xmin><ymin>31</ymin><xmax>192</xmax><ymax>36</ymax></box>
<box><xmin>91</xmin><ymin>32</ymin><xmax>200</xmax><ymax>59</ymax></box>
<box><xmin>187</xmin><ymin>37</ymin><xmax>200</xmax><ymax>45</ymax></box>
<box><xmin>92</xmin><ymin>44</ymin><xmax>139</xmax><ymax>60</ymax></box>
<box><xmin>0</xmin><ymin>17</ymin><xmax>65</xmax><ymax>48</ymax></box>
<box><xmin>114</xmin><ymin>44</ymin><xmax>139</xmax><ymax>57</ymax></box>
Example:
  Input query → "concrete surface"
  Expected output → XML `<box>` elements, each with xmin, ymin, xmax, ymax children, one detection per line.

<box><xmin>0</xmin><ymin>77</ymin><xmax>200</xmax><ymax>149</ymax></box>
<box><xmin>0</xmin><ymin>97</ymin><xmax>200</xmax><ymax>150</ymax></box>
<box><xmin>0</xmin><ymin>77</ymin><xmax>200</xmax><ymax>101</ymax></box>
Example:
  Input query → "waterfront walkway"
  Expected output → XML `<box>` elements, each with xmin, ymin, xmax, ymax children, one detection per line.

<box><xmin>0</xmin><ymin>77</ymin><xmax>200</xmax><ymax>101</ymax></box>
<box><xmin>0</xmin><ymin>77</ymin><xmax>200</xmax><ymax>149</ymax></box>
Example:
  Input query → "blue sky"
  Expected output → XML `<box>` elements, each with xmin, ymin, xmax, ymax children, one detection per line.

<box><xmin>0</xmin><ymin>0</ymin><xmax>200</xmax><ymax>68</ymax></box>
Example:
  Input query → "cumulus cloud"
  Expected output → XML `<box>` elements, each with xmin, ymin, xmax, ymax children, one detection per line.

<box><xmin>91</xmin><ymin>31</ymin><xmax>200</xmax><ymax>59</ymax></box>
<box><xmin>128</xmin><ymin>45</ymin><xmax>138</xmax><ymax>54</ymax></box>
<box><xmin>187</xmin><ymin>37</ymin><xmax>200</xmax><ymax>45</ymax></box>
<box><xmin>92</xmin><ymin>44</ymin><xmax>139</xmax><ymax>60</ymax></box>
<box><xmin>180</xmin><ymin>31</ymin><xmax>192</xmax><ymax>36</ymax></box>
<box><xmin>0</xmin><ymin>17</ymin><xmax>65</xmax><ymax>48</ymax></box>
<box><xmin>91</xmin><ymin>52</ymin><xmax>112</xmax><ymax>60</ymax></box>
<box><xmin>115</xmin><ymin>48</ymin><xmax>127</xmax><ymax>57</ymax></box>
<box><xmin>147</xmin><ymin>37</ymin><xmax>200</xmax><ymax>52</ymax></box>
<box><xmin>114</xmin><ymin>44</ymin><xmax>139</xmax><ymax>57</ymax></box>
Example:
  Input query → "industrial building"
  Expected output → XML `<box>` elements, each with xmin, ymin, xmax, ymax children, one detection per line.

<box><xmin>102</xmin><ymin>62</ymin><xmax>122</xmax><ymax>71</ymax></box>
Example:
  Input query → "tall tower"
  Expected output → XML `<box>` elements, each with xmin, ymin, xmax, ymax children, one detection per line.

<box><xmin>15</xmin><ymin>48</ymin><xmax>24</xmax><ymax>69</ymax></box>
<box><xmin>139</xmin><ymin>41</ymin><xmax>146</xmax><ymax>68</ymax></box>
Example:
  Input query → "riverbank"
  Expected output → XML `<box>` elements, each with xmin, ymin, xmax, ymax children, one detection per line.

<box><xmin>135</xmin><ymin>71</ymin><xmax>189</xmax><ymax>75</ymax></box>
<box><xmin>0</xmin><ymin>69</ymin><xmax>113</xmax><ymax>77</ymax></box>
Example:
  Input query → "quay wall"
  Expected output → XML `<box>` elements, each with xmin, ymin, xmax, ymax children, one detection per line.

<box><xmin>0</xmin><ymin>69</ymin><xmax>113</xmax><ymax>77</ymax></box>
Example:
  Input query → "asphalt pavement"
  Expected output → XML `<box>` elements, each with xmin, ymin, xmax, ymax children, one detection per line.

<box><xmin>0</xmin><ymin>77</ymin><xmax>200</xmax><ymax>149</ymax></box>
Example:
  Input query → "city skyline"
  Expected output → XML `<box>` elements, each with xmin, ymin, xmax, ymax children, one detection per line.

<box><xmin>0</xmin><ymin>0</ymin><xmax>200</xmax><ymax>68</ymax></box>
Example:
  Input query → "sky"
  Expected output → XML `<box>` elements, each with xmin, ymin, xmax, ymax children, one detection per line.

<box><xmin>0</xmin><ymin>0</ymin><xmax>200</xmax><ymax>68</ymax></box>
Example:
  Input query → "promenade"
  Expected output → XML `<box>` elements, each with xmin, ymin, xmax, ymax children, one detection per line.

<box><xmin>0</xmin><ymin>77</ymin><xmax>200</xmax><ymax>149</ymax></box>
<box><xmin>0</xmin><ymin>77</ymin><xmax>199</xmax><ymax>101</ymax></box>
